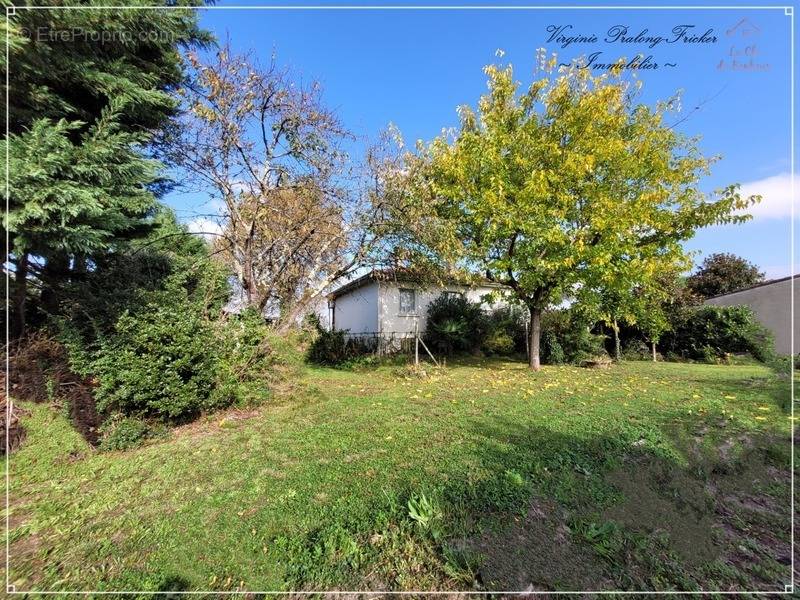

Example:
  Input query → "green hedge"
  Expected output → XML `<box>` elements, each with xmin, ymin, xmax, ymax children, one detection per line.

<box><xmin>660</xmin><ymin>305</ymin><xmax>774</xmax><ymax>363</ymax></box>
<box><xmin>483</xmin><ymin>306</ymin><xmax>528</xmax><ymax>356</ymax></box>
<box><xmin>92</xmin><ymin>296</ymin><xmax>222</xmax><ymax>421</ymax></box>
<box><xmin>540</xmin><ymin>309</ymin><xmax>606</xmax><ymax>365</ymax></box>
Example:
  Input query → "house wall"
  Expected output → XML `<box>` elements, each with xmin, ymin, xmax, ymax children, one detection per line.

<box><xmin>705</xmin><ymin>276</ymin><xmax>797</xmax><ymax>355</ymax></box>
<box><xmin>378</xmin><ymin>283</ymin><xmax>505</xmax><ymax>337</ymax></box>
<box><xmin>332</xmin><ymin>281</ymin><xmax>379</xmax><ymax>335</ymax></box>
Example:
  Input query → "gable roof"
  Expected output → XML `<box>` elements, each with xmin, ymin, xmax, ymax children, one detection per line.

<box><xmin>328</xmin><ymin>268</ymin><xmax>503</xmax><ymax>300</ymax></box>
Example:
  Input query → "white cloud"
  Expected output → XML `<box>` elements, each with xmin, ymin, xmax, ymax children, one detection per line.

<box><xmin>186</xmin><ymin>217</ymin><xmax>224</xmax><ymax>241</ymax></box>
<box><xmin>736</xmin><ymin>172</ymin><xmax>796</xmax><ymax>220</ymax></box>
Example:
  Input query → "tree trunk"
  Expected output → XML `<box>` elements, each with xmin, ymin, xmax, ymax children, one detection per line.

<box><xmin>40</xmin><ymin>252</ymin><xmax>70</xmax><ymax>316</ymax></box>
<box><xmin>10</xmin><ymin>252</ymin><xmax>29</xmax><ymax>339</ymax></box>
<box><xmin>72</xmin><ymin>253</ymin><xmax>87</xmax><ymax>278</ymax></box>
<box><xmin>612</xmin><ymin>319</ymin><xmax>621</xmax><ymax>362</ymax></box>
<box><xmin>528</xmin><ymin>306</ymin><xmax>541</xmax><ymax>371</ymax></box>
<box><xmin>242</xmin><ymin>261</ymin><xmax>253</xmax><ymax>307</ymax></box>
<box><xmin>276</xmin><ymin>306</ymin><xmax>301</xmax><ymax>335</ymax></box>
<box><xmin>240</xmin><ymin>236</ymin><xmax>259</xmax><ymax>309</ymax></box>
<box><xmin>651</xmin><ymin>341</ymin><xmax>657</xmax><ymax>362</ymax></box>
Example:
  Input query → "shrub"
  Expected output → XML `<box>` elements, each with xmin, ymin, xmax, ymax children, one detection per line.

<box><xmin>307</xmin><ymin>320</ymin><xmax>361</xmax><ymax>366</ymax></box>
<box><xmin>58</xmin><ymin>209</ymin><xmax>224</xmax><ymax>346</ymax></box>
<box><xmin>540</xmin><ymin>330</ymin><xmax>566</xmax><ymax>364</ymax></box>
<box><xmin>540</xmin><ymin>309</ymin><xmax>606</xmax><ymax>365</ymax></box>
<box><xmin>428</xmin><ymin>317</ymin><xmax>470</xmax><ymax>355</ymax></box>
<box><xmin>482</xmin><ymin>306</ymin><xmax>528</xmax><ymax>356</ymax></box>
<box><xmin>43</xmin><ymin>213</ymin><xmax>303</xmax><ymax>435</ymax></box>
<box><xmin>92</xmin><ymin>298</ymin><xmax>221</xmax><ymax>422</ymax></box>
<box><xmin>56</xmin><ymin>240</ymin><xmax>308</xmax><ymax>426</ymax></box>
<box><xmin>621</xmin><ymin>339</ymin><xmax>651</xmax><ymax>362</ymax></box>
<box><xmin>54</xmin><ymin>221</ymin><xmax>235</xmax><ymax>424</ymax></box>
<box><xmin>92</xmin><ymin>299</ymin><xmax>302</xmax><ymax>422</ymax></box>
<box><xmin>424</xmin><ymin>294</ymin><xmax>488</xmax><ymax>356</ymax></box>
<box><xmin>215</xmin><ymin>309</ymin><xmax>304</xmax><ymax>404</ymax></box>
<box><xmin>98</xmin><ymin>415</ymin><xmax>164</xmax><ymax>451</ymax></box>
<box><xmin>767</xmin><ymin>354</ymin><xmax>800</xmax><ymax>377</ymax></box>
<box><xmin>661</xmin><ymin>305</ymin><xmax>774</xmax><ymax>363</ymax></box>
<box><xmin>483</xmin><ymin>330</ymin><xmax>515</xmax><ymax>355</ymax></box>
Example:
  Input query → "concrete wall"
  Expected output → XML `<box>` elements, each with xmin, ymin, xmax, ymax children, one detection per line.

<box><xmin>332</xmin><ymin>281</ymin><xmax>379</xmax><ymax>335</ymax></box>
<box><xmin>705</xmin><ymin>276</ymin><xmax>797</xmax><ymax>355</ymax></box>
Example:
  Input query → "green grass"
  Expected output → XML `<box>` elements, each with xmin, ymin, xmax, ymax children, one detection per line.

<box><xmin>6</xmin><ymin>359</ymin><xmax>793</xmax><ymax>593</ymax></box>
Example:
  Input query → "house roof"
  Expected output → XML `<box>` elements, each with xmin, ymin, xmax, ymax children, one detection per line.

<box><xmin>704</xmin><ymin>274</ymin><xmax>799</xmax><ymax>301</ymax></box>
<box><xmin>328</xmin><ymin>268</ymin><xmax>504</xmax><ymax>300</ymax></box>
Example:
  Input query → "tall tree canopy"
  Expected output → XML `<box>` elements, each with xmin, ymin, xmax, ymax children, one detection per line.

<box><xmin>5</xmin><ymin>0</ymin><xmax>210</xmax><ymax>135</ymax></box>
<box><xmin>4</xmin><ymin>1</ymin><xmax>210</xmax><ymax>337</ymax></box>
<box><xmin>391</xmin><ymin>54</ymin><xmax>759</xmax><ymax>369</ymax></box>
<box><xmin>169</xmin><ymin>44</ymin><xmax>386</xmax><ymax>328</ymax></box>
<box><xmin>686</xmin><ymin>252</ymin><xmax>766</xmax><ymax>299</ymax></box>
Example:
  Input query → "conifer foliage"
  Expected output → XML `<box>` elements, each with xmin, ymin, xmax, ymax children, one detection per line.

<box><xmin>4</xmin><ymin>1</ymin><xmax>210</xmax><ymax>336</ymax></box>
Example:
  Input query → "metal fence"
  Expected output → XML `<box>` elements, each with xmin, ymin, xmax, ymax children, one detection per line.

<box><xmin>342</xmin><ymin>332</ymin><xmax>418</xmax><ymax>356</ymax></box>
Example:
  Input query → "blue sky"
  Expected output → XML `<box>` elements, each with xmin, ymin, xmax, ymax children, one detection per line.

<box><xmin>169</xmin><ymin>4</ymin><xmax>795</xmax><ymax>278</ymax></box>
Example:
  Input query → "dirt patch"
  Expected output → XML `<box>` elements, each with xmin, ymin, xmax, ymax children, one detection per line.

<box><xmin>464</xmin><ymin>498</ymin><xmax>613</xmax><ymax>591</ymax></box>
<box><xmin>604</xmin><ymin>434</ymin><xmax>791</xmax><ymax>589</ymax></box>
<box><xmin>8</xmin><ymin>528</ymin><xmax>44</xmax><ymax>574</ymax></box>
<box><xmin>710</xmin><ymin>440</ymin><xmax>792</xmax><ymax>587</ymax></box>
<box><xmin>603</xmin><ymin>457</ymin><xmax>720</xmax><ymax>566</ymax></box>
<box><xmin>6</xmin><ymin>333</ymin><xmax>102</xmax><ymax>446</ymax></box>
<box><xmin>0</xmin><ymin>397</ymin><xmax>29</xmax><ymax>454</ymax></box>
<box><xmin>171</xmin><ymin>406</ymin><xmax>279</xmax><ymax>443</ymax></box>
<box><xmin>65</xmin><ymin>382</ymin><xmax>102</xmax><ymax>446</ymax></box>
<box><xmin>6</xmin><ymin>507</ymin><xmax>46</xmax><ymax>586</ymax></box>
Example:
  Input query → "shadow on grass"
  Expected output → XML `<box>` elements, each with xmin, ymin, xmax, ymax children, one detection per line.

<box><xmin>701</xmin><ymin>371</ymin><xmax>792</xmax><ymax>413</ymax></box>
<box><xmin>247</xmin><ymin>409</ymin><xmax>790</xmax><ymax>592</ymax></box>
<box><xmin>437</xmin><ymin>416</ymin><xmax>792</xmax><ymax>592</ymax></box>
<box><xmin>87</xmin><ymin>361</ymin><xmax>791</xmax><ymax>594</ymax></box>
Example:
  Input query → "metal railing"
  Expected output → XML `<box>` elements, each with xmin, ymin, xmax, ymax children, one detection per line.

<box><xmin>342</xmin><ymin>330</ymin><xmax>437</xmax><ymax>363</ymax></box>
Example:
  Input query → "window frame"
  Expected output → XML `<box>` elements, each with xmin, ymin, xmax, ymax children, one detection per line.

<box><xmin>398</xmin><ymin>287</ymin><xmax>417</xmax><ymax>315</ymax></box>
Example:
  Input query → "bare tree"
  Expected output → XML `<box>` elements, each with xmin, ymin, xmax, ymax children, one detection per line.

<box><xmin>168</xmin><ymin>42</ymin><xmax>386</xmax><ymax>329</ymax></box>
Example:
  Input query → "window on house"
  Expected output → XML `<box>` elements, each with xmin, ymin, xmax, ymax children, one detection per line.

<box><xmin>399</xmin><ymin>288</ymin><xmax>416</xmax><ymax>314</ymax></box>
<box><xmin>443</xmin><ymin>291</ymin><xmax>463</xmax><ymax>301</ymax></box>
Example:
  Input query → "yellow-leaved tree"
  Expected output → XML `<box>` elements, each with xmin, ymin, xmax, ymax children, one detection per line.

<box><xmin>390</xmin><ymin>53</ymin><xmax>758</xmax><ymax>370</ymax></box>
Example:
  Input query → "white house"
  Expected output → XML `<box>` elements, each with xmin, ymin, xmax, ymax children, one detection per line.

<box><xmin>327</xmin><ymin>270</ymin><xmax>507</xmax><ymax>346</ymax></box>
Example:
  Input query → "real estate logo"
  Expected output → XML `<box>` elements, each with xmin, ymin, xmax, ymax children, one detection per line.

<box><xmin>716</xmin><ymin>18</ymin><xmax>771</xmax><ymax>72</ymax></box>
<box><xmin>546</xmin><ymin>23</ymin><xmax>718</xmax><ymax>71</ymax></box>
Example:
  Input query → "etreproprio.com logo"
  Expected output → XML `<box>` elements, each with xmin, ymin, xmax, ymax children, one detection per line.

<box><xmin>18</xmin><ymin>26</ymin><xmax>178</xmax><ymax>44</ymax></box>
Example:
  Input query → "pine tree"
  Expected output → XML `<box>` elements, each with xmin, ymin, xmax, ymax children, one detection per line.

<box><xmin>4</xmin><ymin>1</ymin><xmax>210</xmax><ymax>336</ymax></box>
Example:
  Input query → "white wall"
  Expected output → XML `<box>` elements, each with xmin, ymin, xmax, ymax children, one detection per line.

<box><xmin>705</xmin><ymin>276</ymin><xmax>798</xmax><ymax>355</ymax></box>
<box><xmin>332</xmin><ymin>281</ymin><xmax>379</xmax><ymax>335</ymax></box>
<box><xmin>378</xmin><ymin>283</ymin><xmax>505</xmax><ymax>337</ymax></box>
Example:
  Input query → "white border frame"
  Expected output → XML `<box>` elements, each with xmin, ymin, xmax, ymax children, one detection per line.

<box><xmin>4</xmin><ymin>3</ymin><xmax>795</xmax><ymax>596</ymax></box>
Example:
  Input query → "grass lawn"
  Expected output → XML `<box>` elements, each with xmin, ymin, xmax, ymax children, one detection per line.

<box><xmin>5</xmin><ymin>359</ymin><xmax>794</xmax><ymax>593</ymax></box>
